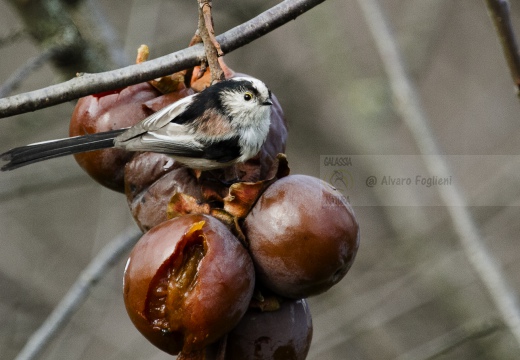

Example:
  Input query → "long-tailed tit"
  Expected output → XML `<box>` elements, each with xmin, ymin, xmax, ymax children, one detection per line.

<box><xmin>1</xmin><ymin>77</ymin><xmax>273</xmax><ymax>171</ymax></box>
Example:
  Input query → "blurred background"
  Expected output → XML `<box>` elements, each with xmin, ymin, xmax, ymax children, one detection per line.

<box><xmin>1</xmin><ymin>0</ymin><xmax>520</xmax><ymax>359</ymax></box>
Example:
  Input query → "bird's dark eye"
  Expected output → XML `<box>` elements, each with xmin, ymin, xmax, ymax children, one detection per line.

<box><xmin>244</xmin><ymin>92</ymin><xmax>253</xmax><ymax>101</ymax></box>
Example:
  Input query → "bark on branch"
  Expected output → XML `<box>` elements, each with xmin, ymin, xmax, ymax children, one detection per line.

<box><xmin>198</xmin><ymin>0</ymin><xmax>225</xmax><ymax>82</ymax></box>
<box><xmin>0</xmin><ymin>0</ymin><xmax>326</xmax><ymax>119</ymax></box>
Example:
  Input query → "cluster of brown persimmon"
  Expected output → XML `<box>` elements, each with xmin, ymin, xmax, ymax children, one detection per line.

<box><xmin>69</xmin><ymin>46</ymin><xmax>360</xmax><ymax>359</ymax></box>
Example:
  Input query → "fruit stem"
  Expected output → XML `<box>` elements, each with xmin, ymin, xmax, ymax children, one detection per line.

<box><xmin>197</xmin><ymin>0</ymin><xmax>225</xmax><ymax>83</ymax></box>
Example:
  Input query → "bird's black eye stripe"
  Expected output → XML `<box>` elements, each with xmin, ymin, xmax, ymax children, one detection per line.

<box><xmin>235</xmin><ymin>81</ymin><xmax>261</xmax><ymax>98</ymax></box>
<box><xmin>248</xmin><ymin>86</ymin><xmax>261</xmax><ymax>98</ymax></box>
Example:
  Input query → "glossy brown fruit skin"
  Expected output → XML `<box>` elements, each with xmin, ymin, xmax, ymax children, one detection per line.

<box><xmin>243</xmin><ymin>175</ymin><xmax>360</xmax><ymax>299</ymax></box>
<box><xmin>123</xmin><ymin>214</ymin><xmax>255</xmax><ymax>355</ymax></box>
<box><xmin>69</xmin><ymin>83</ymin><xmax>161</xmax><ymax>192</ymax></box>
<box><xmin>124</xmin><ymin>152</ymin><xmax>202</xmax><ymax>232</ymax></box>
<box><xmin>224</xmin><ymin>299</ymin><xmax>313</xmax><ymax>360</ymax></box>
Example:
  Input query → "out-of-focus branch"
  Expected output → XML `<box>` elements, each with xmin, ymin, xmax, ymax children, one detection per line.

<box><xmin>0</xmin><ymin>0</ymin><xmax>327</xmax><ymax>119</ymax></box>
<box><xmin>14</xmin><ymin>228</ymin><xmax>142</xmax><ymax>360</ymax></box>
<box><xmin>1</xmin><ymin>0</ymin><xmax>127</xmax><ymax>101</ymax></box>
<box><xmin>74</xmin><ymin>0</ymin><xmax>129</xmax><ymax>68</ymax></box>
<box><xmin>485</xmin><ymin>0</ymin><xmax>520</xmax><ymax>94</ymax></box>
<box><xmin>5</xmin><ymin>0</ymin><xmax>116</xmax><ymax>79</ymax></box>
<box><xmin>357</xmin><ymin>0</ymin><xmax>520</xmax><ymax>348</ymax></box>
<box><xmin>0</xmin><ymin>28</ymin><xmax>25</xmax><ymax>47</ymax></box>
<box><xmin>398</xmin><ymin>318</ymin><xmax>503</xmax><ymax>360</ymax></box>
<box><xmin>0</xmin><ymin>46</ymin><xmax>58</xmax><ymax>98</ymax></box>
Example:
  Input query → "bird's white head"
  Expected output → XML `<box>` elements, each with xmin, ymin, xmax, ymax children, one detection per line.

<box><xmin>217</xmin><ymin>77</ymin><xmax>273</xmax><ymax>161</ymax></box>
<box><xmin>219</xmin><ymin>77</ymin><xmax>272</xmax><ymax>127</ymax></box>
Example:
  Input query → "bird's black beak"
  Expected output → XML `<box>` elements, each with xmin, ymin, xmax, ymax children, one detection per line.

<box><xmin>262</xmin><ymin>99</ymin><xmax>273</xmax><ymax>106</ymax></box>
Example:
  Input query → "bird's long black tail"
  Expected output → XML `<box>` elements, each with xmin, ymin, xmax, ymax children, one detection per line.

<box><xmin>1</xmin><ymin>129</ymin><xmax>127</xmax><ymax>171</ymax></box>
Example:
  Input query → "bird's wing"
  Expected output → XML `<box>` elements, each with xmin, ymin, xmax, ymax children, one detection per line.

<box><xmin>115</xmin><ymin>94</ymin><xmax>195</xmax><ymax>143</ymax></box>
<box><xmin>116</xmin><ymin>122</ymin><xmax>205</xmax><ymax>158</ymax></box>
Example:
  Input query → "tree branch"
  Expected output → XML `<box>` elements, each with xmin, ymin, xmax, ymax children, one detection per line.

<box><xmin>398</xmin><ymin>318</ymin><xmax>503</xmax><ymax>360</ymax></box>
<box><xmin>15</xmin><ymin>228</ymin><xmax>141</xmax><ymax>360</ymax></box>
<box><xmin>5</xmin><ymin>0</ymin><xmax>116</xmax><ymax>79</ymax></box>
<box><xmin>198</xmin><ymin>0</ymin><xmax>225</xmax><ymax>82</ymax></box>
<box><xmin>0</xmin><ymin>46</ymin><xmax>58</xmax><ymax>98</ymax></box>
<box><xmin>0</xmin><ymin>28</ymin><xmax>25</xmax><ymax>47</ymax></box>
<box><xmin>0</xmin><ymin>0</ymin><xmax>326</xmax><ymax>119</ymax></box>
<box><xmin>485</xmin><ymin>0</ymin><xmax>520</xmax><ymax>94</ymax></box>
<box><xmin>358</xmin><ymin>0</ymin><xmax>520</xmax><ymax>348</ymax></box>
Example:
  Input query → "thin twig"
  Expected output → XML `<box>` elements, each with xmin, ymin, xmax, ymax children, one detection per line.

<box><xmin>14</xmin><ymin>228</ymin><xmax>142</xmax><ymax>360</ymax></box>
<box><xmin>357</xmin><ymin>0</ymin><xmax>520</xmax><ymax>349</ymax></box>
<box><xmin>198</xmin><ymin>0</ymin><xmax>224</xmax><ymax>82</ymax></box>
<box><xmin>0</xmin><ymin>46</ymin><xmax>58</xmax><ymax>98</ymax></box>
<box><xmin>0</xmin><ymin>0</ymin><xmax>326</xmax><ymax>119</ymax></box>
<box><xmin>0</xmin><ymin>28</ymin><xmax>25</xmax><ymax>47</ymax></box>
<box><xmin>397</xmin><ymin>318</ymin><xmax>503</xmax><ymax>360</ymax></box>
<box><xmin>6</xmin><ymin>0</ymin><xmax>114</xmax><ymax>78</ymax></box>
<box><xmin>485</xmin><ymin>0</ymin><xmax>520</xmax><ymax>94</ymax></box>
<box><xmin>84</xmin><ymin>0</ymin><xmax>129</xmax><ymax>68</ymax></box>
<box><xmin>201</xmin><ymin>1</ymin><xmax>223</xmax><ymax>57</ymax></box>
